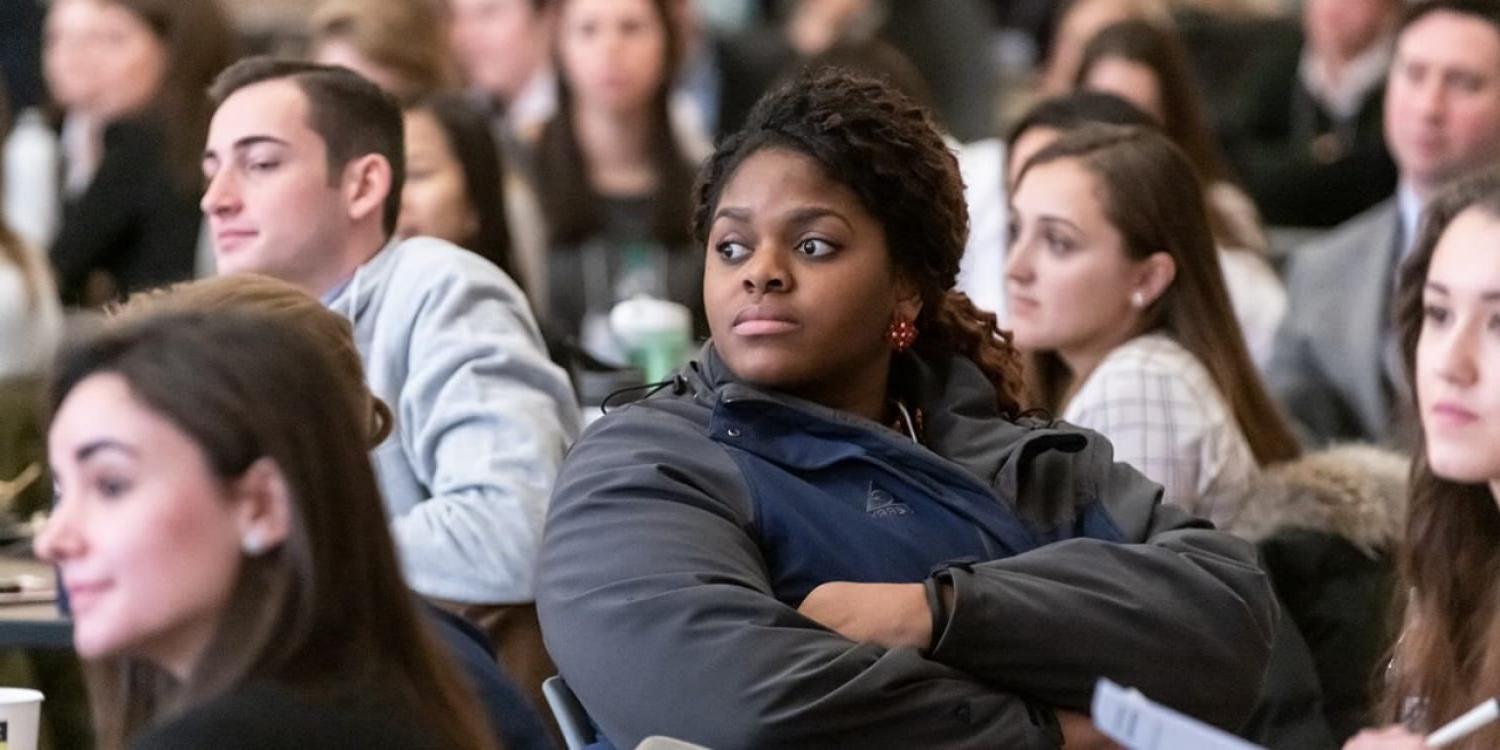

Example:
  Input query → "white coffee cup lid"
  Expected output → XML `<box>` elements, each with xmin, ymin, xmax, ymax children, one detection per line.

<box><xmin>610</xmin><ymin>296</ymin><xmax>691</xmax><ymax>343</ymax></box>
<box><xmin>0</xmin><ymin>688</ymin><xmax>43</xmax><ymax>705</ymax></box>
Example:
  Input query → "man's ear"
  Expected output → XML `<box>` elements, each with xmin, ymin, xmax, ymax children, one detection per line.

<box><xmin>1132</xmin><ymin>251</ymin><xmax>1177</xmax><ymax>308</ymax></box>
<box><xmin>231</xmin><ymin>458</ymin><xmax>292</xmax><ymax>556</ymax></box>
<box><xmin>342</xmin><ymin>154</ymin><xmax>393</xmax><ymax>226</ymax></box>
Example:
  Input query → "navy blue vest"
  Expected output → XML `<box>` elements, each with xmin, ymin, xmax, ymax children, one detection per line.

<box><xmin>708</xmin><ymin>392</ymin><xmax>1125</xmax><ymax>605</ymax></box>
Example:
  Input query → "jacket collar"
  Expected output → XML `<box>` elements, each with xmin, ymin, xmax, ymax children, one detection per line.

<box><xmin>681</xmin><ymin>343</ymin><xmax>1087</xmax><ymax>474</ymax></box>
<box><xmin>678</xmin><ymin>342</ymin><xmax>1108</xmax><ymax>528</ymax></box>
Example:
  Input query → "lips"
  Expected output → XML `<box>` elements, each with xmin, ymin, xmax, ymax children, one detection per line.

<box><xmin>1404</xmin><ymin>132</ymin><xmax>1448</xmax><ymax>157</ymax></box>
<box><xmin>732</xmin><ymin>306</ymin><xmax>799</xmax><ymax>336</ymax></box>
<box><xmin>61</xmin><ymin>577</ymin><xmax>112</xmax><ymax>615</ymax></box>
<box><xmin>213</xmin><ymin>227</ymin><xmax>258</xmax><ymax>251</ymax></box>
<box><xmin>1007</xmin><ymin>294</ymin><xmax>1039</xmax><ymax>316</ymax></box>
<box><xmin>1428</xmin><ymin>401</ymin><xmax>1479</xmax><ymax>429</ymax></box>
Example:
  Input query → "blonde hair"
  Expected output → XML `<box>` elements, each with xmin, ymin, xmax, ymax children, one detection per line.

<box><xmin>112</xmin><ymin>274</ymin><xmax>393</xmax><ymax>446</ymax></box>
<box><xmin>309</xmin><ymin>0</ymin><xmax>457</xmax><ymax>102</ymax></box>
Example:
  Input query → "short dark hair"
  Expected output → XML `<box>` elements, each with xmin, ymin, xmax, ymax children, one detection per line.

<box><xmin>209</xmin><ymin>56</ymin><xmax>405</xmax><ymax>236</ymax></box>
<box><xmin>1398</xmin><ymin>0</ymin><xmax>1500</xmax><ymax>38</ymax></box>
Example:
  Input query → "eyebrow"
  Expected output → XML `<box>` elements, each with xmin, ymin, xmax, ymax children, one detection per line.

<box><xmin>1426</xmin><ymin>281</ymin><xmax>1500</xmax><ymax>301</ymax></box>
<box><xmin>713</xmin><ymin>206</ymin><xmax>751</xmax><ymax>223</ymax></box>
<box><xmin>202</xmin><ymin>135</ymin><xmax>291</xmax><ymax>161</ymax></box>
<box><xmin>75</xmin><ymin>439</ymin><xmax>137</xmax><ymax>462</ymax></box>
<box><xmin>1035</xmin><ymin>214</ymin><xmax>1082</xmax><ymax>233</ymax></box>
<box><xmin>710</xmin><ymin>206</ymin><xmax>852</xmax><ymax>229</ymax></box>
<box><xmin>784</xmin><ymin>206</ymin><xmax>851</xmax><ymax>230</ymax></box>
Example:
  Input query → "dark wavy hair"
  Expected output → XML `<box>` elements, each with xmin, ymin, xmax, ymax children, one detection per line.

<box><xmin>692</xmin><ymin>67</ymin><xmax>1023</xmax><ymax>414</ymax></box>
<box><xmin>1384</xmin><ymin>167</ymin><xmax>1500</xmax><ymax>748</ymax></box>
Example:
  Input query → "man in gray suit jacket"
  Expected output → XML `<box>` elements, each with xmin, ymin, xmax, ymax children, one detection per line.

<box><xmin>1269</xmin><ymin>0</ymin><xmax>1500</xmax><ymax>445</ymax></box>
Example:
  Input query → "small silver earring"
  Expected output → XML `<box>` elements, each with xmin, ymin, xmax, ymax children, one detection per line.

<box><xmin>1131</xmin><ymin>291</ymin><xmax>1147</xmax><ymax>308</ymax></box>
<box><xmin>241</xmin><ymin>532</ymin><xmax>267</xmax><ymax>556</ymax></box>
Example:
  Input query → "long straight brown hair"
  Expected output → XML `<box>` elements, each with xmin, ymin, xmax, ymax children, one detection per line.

<box><xmin>1382</xmin><ymin>168</ymin><xmax>1500</xmax><ymax>748</ymax></box>
<box><xmin>534</xmin><ymin>0</ymin><xmax>695</xmax><ymax>249</ymax></box>
<box><xmin>50</xmin><ymin>313</ymin><xmax>498</xmax><ymax>750</ymax></box>
<box><xmin>1074</xmin><ymin>19</ymin><xmax>1257</xmax><ymax>252</ymax></box>
<box><xmin>103</xmin><ymin>0</ymin><xmax>238</xmax><ymax>190</ymax></box>
<box><xmin>1017</xmin><ymin>125</ymin><xmax>1300</xmax><ymax>467</ymax></box>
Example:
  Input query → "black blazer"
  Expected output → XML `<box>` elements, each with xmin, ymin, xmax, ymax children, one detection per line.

<box><xmin>50</xmin><ymin>116</ymin><xmax>200</xmax><ymax>305</ymax></box>
<box><xmin>1223</xmin><ymin>39</ymin><xmax>1397</xmax><ymax>229</ymax></box>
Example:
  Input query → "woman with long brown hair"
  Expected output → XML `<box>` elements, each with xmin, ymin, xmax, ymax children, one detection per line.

<box><xmin>35</xmin><ymin>310</ymin><xmax>499</xmax><ymax>750</ymax></box>
<box><xmin>1006</xmin><ymin>124</ymin><xmax>1299</xmax><ymax>530</ymax></box>
<box><xmin>47</xmin><ymin>0</ymin><xmax>237</xmax><ymax>305</ymax></box>
<box><xmin>1345</xmin><ymin>169</ymin><xmax>1500</xmax><ymax>750</ymax></box>
<box><xmin>531</xmin><ymin>0</ymin><xmax>702</xmax><ymax>362</ymax></box>
<box><xmin>1072</xmin><ymin>20</ymin><xmax>1288</xmax><ymax>369</ymax></box>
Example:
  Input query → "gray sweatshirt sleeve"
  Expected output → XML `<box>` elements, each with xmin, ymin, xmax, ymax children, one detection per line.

<box><xmin>386</xmin><ymin>254</ymin><xmax>582</xmax><ymax>604</ymax></box>
<box><xmin>928</xmin><ymin>449</ymin><xmax>1277</xmax><ymax>732</ymax></box>
<box><xmin>538</xmin><ymin>408</ymin><xmax>1063</xmax><ymax>750</ymax></box>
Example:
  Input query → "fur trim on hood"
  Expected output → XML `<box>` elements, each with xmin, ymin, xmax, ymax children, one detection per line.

<box><xmin>1222</xmin><ymin>444</ymin><xmax>1409</xmax><ymax>554</ymax></box>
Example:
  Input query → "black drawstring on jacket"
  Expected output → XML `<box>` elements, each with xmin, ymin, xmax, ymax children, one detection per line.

<box><xmin>600</xmin><ymin>374</ymin><xmax>688</xmax><ymax>415</ymax></box>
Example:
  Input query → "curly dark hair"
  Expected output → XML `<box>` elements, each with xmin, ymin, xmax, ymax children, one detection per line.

<box><xmin>691</xmin><ymin>67</ymin><xmax>1023</xmax><ymax>414</ymax></box>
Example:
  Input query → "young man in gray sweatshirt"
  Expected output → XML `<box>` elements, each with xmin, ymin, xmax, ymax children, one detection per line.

<box><xmin>199</xmin><ymin>56</ymin><xmax>580</xmax><ymax>703</ymax></box>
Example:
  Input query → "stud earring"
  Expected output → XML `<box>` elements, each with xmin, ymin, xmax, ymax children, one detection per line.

<box><xmin>886</xmin><ymin>314</ymin><xmax>918</xmax><ymax>352</ymax></box>
<box><xmin>1131</xmin><ymin>291</ymin><xmax>1147</xmax><ymax>308</ymax></box>
<box><xmin>242</xmin><ymin>531</ymin><xmax>268</xmax><ymax>557</ymax></box>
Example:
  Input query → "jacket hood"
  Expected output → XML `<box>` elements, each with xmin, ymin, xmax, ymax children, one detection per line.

<box><xmin>1224</xmin><ymin>444</ymin><xmax>1408</xmax><ymax>553</ymax></box>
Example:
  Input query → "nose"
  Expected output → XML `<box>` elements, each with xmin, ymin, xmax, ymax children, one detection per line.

<box><xmin>604</xmin><ymin>28</ymin><xmax>625</xmax><ymax>55</ymax></box>
<box><xmin>741</xmin><ymin>246</ymin><xmax>791</xmax><ymax>295</ymax></box>
<box><xmin>1432</xmin><ymin>322</ymin><xmax>1479</xmax><ymax>387</ymax></box>
<box><xmin>33</xmin><ymin>493</ymin><xmax>83</xmax><ymax>564</ymax></box>
<box><xmin>1413</xmin><ymin>76</ymin><xmax>1447</xmax><ymax>123</ymax></box>
<box><xmin>1004</xmin><ymin>234</ymin><xmax>1035</xmax><ymax>286</ymax></box>
<box><xmin>200</xmin><ymin>167</ymin><xmax>241</xmax><ymax>218</ymax></box>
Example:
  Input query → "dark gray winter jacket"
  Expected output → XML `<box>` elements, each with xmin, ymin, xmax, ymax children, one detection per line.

<box><xmin>538</xmin><ymin>346</ymin><xmax>1277</xmax><ymax>749</ymax></box>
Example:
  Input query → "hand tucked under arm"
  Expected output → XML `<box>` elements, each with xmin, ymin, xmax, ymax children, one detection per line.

<box><xmin>1057</xmin><ymin>711</ymin><xmax>1122</xmax><ymax>750</ymax></box>
<box><xmin>796</xmin><ymin>582</ymin><xmax>1119</xmax><ymax>749</ymax></box>
<box><xmin>796</xmin><ymin>582</ymin><xmax>934</xmax><ymax>650</ymax></box>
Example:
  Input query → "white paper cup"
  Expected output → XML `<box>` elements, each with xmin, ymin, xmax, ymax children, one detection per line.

<box><xmin>0</xmin><ymin>688</ymin><xmax>44</xmax><ymax>750</ymax></box>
